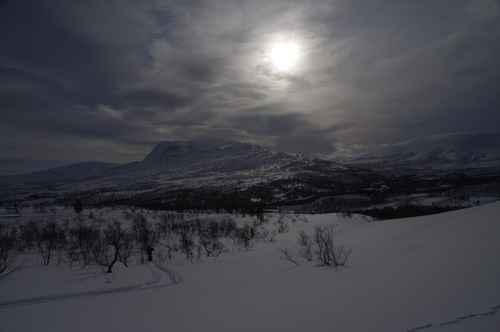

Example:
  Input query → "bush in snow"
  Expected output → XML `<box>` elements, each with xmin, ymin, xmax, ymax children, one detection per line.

<box><xmin>17</xmin><ymin>221</ymin><xmax>40</xmax><ymax>251</ymax></box>
<box><xmin>297</xmin><ymin>230</ymin><xmax>313</xmax><ymax>262</ymax></box>
<box><xmin>313</xmin><ymin>225</ymin><xmax>351</xmax><ymax>267</ymax></box>
<box><xmin>155</xmin><ymin>214</ymin><xmax>178</xmax><ymax>261</ymax></box>
<box><xmin>37</xmin><ymin>222</ymin><xmax>66</xmax><ymax>266</ymax></box>
<box><xmin>0</xmin><ymin>224</ymin><xmax>16</xmax><ymax>273</ymax></box>
<box><xmin>132</xmin><ymin>213</ymin><xmax>158</xmax><ymax>263</ymax></box>
<box><xmin>178</xmin><ymin>227</ymin><xmax>195</xmax><ymax>262</ymax></box>
<box><xmin>275</xmin><ymin>213</ymin><xmax>290</xmax><ymax>234</ymax></box>
<box><xmin>234</xmin><ymin>224</ymin><xmax>255</xmax><ymax>250</ymax></box>
<box><xmin>66</xmin><ymin>218</ymin><xmax>100</xmax><ymax>267</ymax></box>
<box><xmin>72</xmin><ymin>199</ymin><xmax>84</xmax><ymax>215</ymax></box>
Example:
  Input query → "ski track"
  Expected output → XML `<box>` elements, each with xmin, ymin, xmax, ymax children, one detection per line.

<box><xmin>406</xmin><ymin>304</ymin><xmax>500</xmax><ymax>331</ymax></box>
<box><xmin>0</xmin><ymin>263</ymin><xmax>179</xmax><ymax>310</ymax></box>
<box><xmin>0</xmin><ymin>266</ymin><xmax>23</xmax><ymax>282</ymax></box>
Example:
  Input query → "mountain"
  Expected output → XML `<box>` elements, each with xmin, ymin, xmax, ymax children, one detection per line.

<box><xmin>0</xmin><ymin>161</ymin><xmax>120</xmax><ymax>188</ymax></box>
<box><xmin>332</xmin><ymin>132</ymin><xmax>500</xmax><ymax>172</ymax></box>
<box><xmin>139</xmin><ymin>139</ymin><xmax>297</xmax><ymax>174</ymax></box>
<box><xmin>0</xmin><ymin>140</ymin><xmax>383</xmax><ymax>208</ymax></box>
<box><xmin>0</xmin><ymin>159</ymin><xmax>73</xmax><ymax>176</ymax></box>
<box><xmin>2</xmin><ymin>138</ymin><xmax>499</xmax><ymax>211</ymax></box>
<box><xmin>75</xmin><ymin>140</ymin><xmax>373</xmax><ymax>193</ymax></box>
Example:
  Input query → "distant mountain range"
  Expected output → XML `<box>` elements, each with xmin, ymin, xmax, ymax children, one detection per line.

<box><xmin>2</xmin><ymin>133</ymin><xmax>500</xmax><ymax>209</ymax></box>
<box><xmin>0</xmin><ymin>159</ymin><xmax>74</xmax><ymax>176</ymax></box>
<box><xmin>0</xmin><ymin>140</ymin><xmax>380</xmax><ymax>207</ymax></box>
<box><xmin>328</xmin><ymin>132</ymin><xmax>500</xmax><ymax>172</ymax></box>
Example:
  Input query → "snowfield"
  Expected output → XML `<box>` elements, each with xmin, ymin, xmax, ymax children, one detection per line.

<box><xmin>1</xmin><ymin>203</ymin><xmax>500</xmax><ymax>331</ymax></box>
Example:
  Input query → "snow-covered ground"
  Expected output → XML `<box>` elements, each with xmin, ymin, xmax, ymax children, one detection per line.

<box><xmin>1</xmin><ymin>203</ymin><xmax>500</xmax><ymax>331</ymax></box>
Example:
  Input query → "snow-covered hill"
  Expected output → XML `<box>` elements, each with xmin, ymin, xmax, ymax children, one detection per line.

<box><xmin>331</xmin><ymin>132</ymin><xmax>500</xmax><ymax>171</ymax></box>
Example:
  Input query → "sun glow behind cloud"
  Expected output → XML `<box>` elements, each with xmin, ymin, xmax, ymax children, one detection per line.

<box><xmin>263</xmin><ymin>36</ymin><xmax>303</xmax><ymax>74</ymax></box>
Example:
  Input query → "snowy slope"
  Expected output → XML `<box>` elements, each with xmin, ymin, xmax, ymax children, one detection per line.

<box><xmin>1</xmin><ymin>203</ymin><xmax>500</xmax><ymax>331</ymax></box>
<box><xmin>331</xmin><ymin>132</ymin><xmax>500</xmax><ymax>171</ymax></box>
<box><xmin>141</xmin><ymin>140</ymin><xmax>295</xmax><ymax>173</ymax></box>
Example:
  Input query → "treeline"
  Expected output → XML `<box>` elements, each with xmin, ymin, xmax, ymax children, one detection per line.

<box><xmin>127</xmin><ymin>189</ymin><xmax>271</xmax><ymax>215</ymax></box>
<box><xmin>358</xmin><ymin>204</ymin><xmax>458</xmax><ymax>220</ymax></box>
<box><xmin>0</xmin><ymin>211</ymin><xmax>269</xmax><ymax>275</ymax></box>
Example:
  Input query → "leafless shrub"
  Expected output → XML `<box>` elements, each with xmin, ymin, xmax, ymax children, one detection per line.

<box><xmin>179</xmin><ymin>228</ymin><xmax>195</xmax><ymax>261</ymax></box>
<box><xmin>219</xmin><ymin>217</ymin><xmax>237</xmax><ymax>237</ymax></box>
<box><xmin>297</xmin><ymin>230</ymin><xmax>313</xmax><ymax>261</ymax></box>
<box><xmin>199</xmin><ymin>234</ymin><xmax>224</xmax><ymax>258</ymax></box>
<box><xmin>18</xmin><ymin>221</ymin><xmax>39</xmax><ymax>251</ymax></box>
<box><xmin>66</xmin><ymin>219</ymin><xmax>100</xmax><ymax>266</ymax></box>
<box><xmin>156</xmin><ymin>214</ymin><xmax>175</xmax><ymax>238</ymax></box>
<box><xmin>132</xmin><ymin>214</ymin><xmax>158</xmax><ymax>263</ymax></box>
<box><xmin>276</xmin><ymin>213</ymin><xmax>290</xmax><ymax>233</ymax></box>
<box><xmin>0</xmin><ymin>225</ymin><xmax>16</xmax><ymax>273</ymax></box>
<box><xmin>313</xmin><ymin>225</ymin><xmax>351</xmax><ymax>267</ymax></box>
<box><xmin>234</xmin><ymin>224</ymin><xmax>255</xmax><ymax>250</ymax></box>
<box><xmin>37</xmin><ymin>222</ymin><xmax>66</xmax><ymax>266</ymax></box>
<box><xmin>155</xmin><ymin>217</ymin><xmax>176</xmax><ymax>261</ymax></box>
<box><xmin>268</xmin><ymin>229</ymin><xmax>277</xmax><ymax>242</ymax></box>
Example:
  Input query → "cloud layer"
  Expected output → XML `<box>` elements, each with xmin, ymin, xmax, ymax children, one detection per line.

<box><xmin>1</xmin><ymin>0</ymin><xmax>499</xmax><ymax>161</ymax></box>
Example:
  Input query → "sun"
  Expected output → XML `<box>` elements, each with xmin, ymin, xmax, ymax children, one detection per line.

<box><xmin>266</xmin><ymin>39</ymin><xmax>302</xmax><ymax>73</ymax></box>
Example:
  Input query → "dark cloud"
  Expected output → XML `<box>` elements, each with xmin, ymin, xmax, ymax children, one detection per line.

<box><xmin>1</xmin><ymin>0</ymin><xmax>499</xmax><ymax>161</ymax></box>
<box><xmin>111</xmin><ymin>89</ymin><xmax>191</xmax><ymax>110</ymax></box>
<box><xmin>226</xmin><ymin>107</ymin><xmax>353</xmax><ymax>154</ymax></box>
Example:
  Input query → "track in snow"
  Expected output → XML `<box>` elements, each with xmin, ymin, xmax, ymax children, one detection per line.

<box><xmin>406</xmin><ymin>304</ymin><xmax>500</xmax><ymax>331</ymax></box>
<box><xmin>0</xmin><ymin>263</ymin><xmax>179</xmax><ymax>310</ymax></box>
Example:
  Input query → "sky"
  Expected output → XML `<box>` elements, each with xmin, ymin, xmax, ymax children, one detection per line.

<box><xmin>1</xmin><ymin>0</ymin><xmax>500</xmax><ymax>162</ymax></box>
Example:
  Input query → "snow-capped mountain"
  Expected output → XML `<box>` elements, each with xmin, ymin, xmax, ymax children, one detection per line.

<box><xmin>139</xmin><ymin>139</ymin><xmax>297</xmax><ymax>174</ymax></box>
<box><xmin>84</xmin><ymin>140</ymin><xmax>367</xmax><ymax>192</ymax></box>
<box><xmin>2</xmin><ymin>138</ymin><xmax>499</xmax><ymax>211</ymax></box>
<box><xmin>333</xmin><ymin>132</ymin><xmax>500</xmax><ymax>171</ymax></box>
<box><xmin>0</xmin><ymin>140</ymin><xmax>381</xmax><ymax>207</ymax></box>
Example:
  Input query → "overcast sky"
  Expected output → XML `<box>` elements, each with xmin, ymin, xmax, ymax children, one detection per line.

<box><xmin>1</xmin><ymin>0</ymin><xmax>500</xmax><ymax>162</ymax></box>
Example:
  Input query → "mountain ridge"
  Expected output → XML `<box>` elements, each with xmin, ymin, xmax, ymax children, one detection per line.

<box><xmin>329</xmin><ymin>132</ymin><xmax>500</xmax><ymax>171</ymax></box>
<box><xmin>0</xmin><ymin>140</ymin><xmax>382</xmax><ymax>207</ymax></box>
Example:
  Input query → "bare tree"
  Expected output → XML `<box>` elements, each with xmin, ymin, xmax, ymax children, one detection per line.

<box><xmin>18</xmin><ymin>221</ymin><xmax>40</xmax><ymax>251</ymax></box>
<box><xmin>0</xmin><ymin>224</ymin><xmax>16</xmax><ymax>273</ymax></box>
<box><xmin>276</xmin><ymin>212</ymin><xmax>290</xmax><ymax>233</ymax></box>
<box><xmin>72</xmin><ymin>199</ymin><xmax>84</xmax><ymax>215</ymax></box>
<box><xmin>155</xmin><ymin>215</ymin><xmax>177</xmax><ymax>261</ymax></box>
<box><xmin>132</xmin><ymin>214</ymin><xmax>158</xmax><ymax>263</ymax></box>
<box><xmin>234</xmin><ymin>224</ymin><xmax>255</xmax><ymax>250</ymax></box>
<box><xmin>297</xmin><ymin>230</ymin><xmax>313</xmax><ymax>261</ymax></box>
<box><xmin>66</xmin><ymin>219</ymin><xmax>99</xmax><ymax>266</ymax></box>
<box><xmin>179</xmin><ymin>228</ymin><xmax>195</xmax><ymax>261</ymax></box>
<box><xmin>37</xmin><ymin>222</ymin><xmax>66</xmax><ymax>266</ymax></box>
<box><xmin>199</xmin><ymin>233</ymin><xmax>224</xmax><ymax>258</ymax></box>
<box><xmin>93</xmin><ymin>221</ymin><xmax>133</xmax><ymax>273</ymax></box>
<box><xmin>313</xmin><ymin>225</ymin><xmax>351</xmax><ymax>267</ymax></box>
